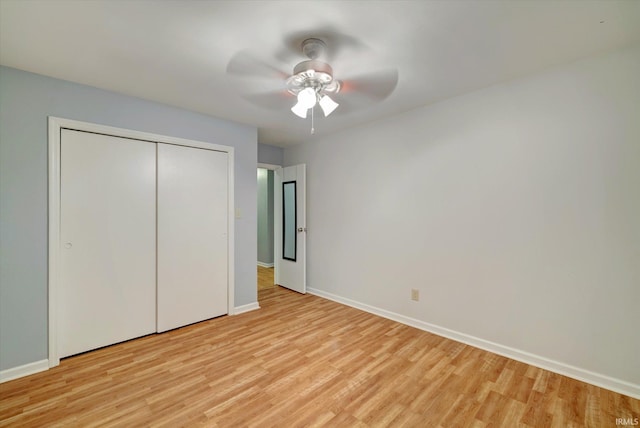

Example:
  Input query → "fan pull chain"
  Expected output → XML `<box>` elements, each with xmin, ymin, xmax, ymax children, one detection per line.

<box><xmin>311</xmin><ymin>106</ymin><xmax>315</xmax><ymax>134</ymax></box>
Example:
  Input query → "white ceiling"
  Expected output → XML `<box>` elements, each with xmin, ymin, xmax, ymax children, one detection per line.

<box><xmin>1</xmin><ymin>0</ymin><xmax>639</xmax><ymax>147</ymax></box>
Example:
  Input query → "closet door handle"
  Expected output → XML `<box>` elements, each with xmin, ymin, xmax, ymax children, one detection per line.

<box><xmin>64</xmin><ymin>242</ymin><xmax>73</xmax><ymax>249</ymax></box>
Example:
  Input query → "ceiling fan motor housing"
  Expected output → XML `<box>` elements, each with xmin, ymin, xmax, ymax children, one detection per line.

<box><xmin>287</xmin><ymin>59</ymin><xmax>340</xmax><ymax>95</ymax></box>
<box><xmin>287</xmin><ymin>37</ymin><xmax>340</xmax><ymax>97</ymax></box>
<box><xmin>301</xmin><ymin>38</ymin><xmax>326</xmax><ymax>60</ymax></box>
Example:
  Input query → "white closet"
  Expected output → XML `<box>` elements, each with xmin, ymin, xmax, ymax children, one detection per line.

<box><xmin>59</xmin><ymin>130</ymin><xmax>157</xmax><ymax>358</ymax></box>
<box><xmin>58</xmin><ymin>128</ymin><xmax>229</xmax><ymax>358</ymax></box>
<box><xmin>157</xmin><ymin>143</ymin><xmax>228</xmax><ymax>332</ymax></box>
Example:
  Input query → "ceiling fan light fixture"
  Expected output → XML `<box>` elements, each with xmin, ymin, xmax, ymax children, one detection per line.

<box><xmin>291</xmin><ymin>101</ymin><xmax>309</xmax><ymax>118</ymax></box>
<box><xmin>297</xmin><ymin>87</ymin><xmax>317</xmax><ymax>109</ymax></box>
<box><xmin>285</xmin><ymin>39</ymin><xmax>344</xmax><ymax>122</ymax></box>
<box><xmin>319</xmin><ymin>94</ymin><xmax>339</xmax><ymax>117</ymax></box>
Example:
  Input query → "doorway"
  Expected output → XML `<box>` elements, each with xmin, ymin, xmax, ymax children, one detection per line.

<box><xmin>257</xmin><ymin>164</ymin><xmax>278</xmax><ymax>296</ymax></box>
<box><xmin>257</xmin><ymin>163</ymin><xmax>307</xmax><ymax>298</ymax></box>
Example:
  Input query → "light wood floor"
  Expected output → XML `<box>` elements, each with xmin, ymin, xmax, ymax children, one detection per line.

<box><xmin>1</xmin><ymin>268</ymin><xmax>637</xmax><ymax>426</ymax></box>
<box><xmin>258</xmin><ymin>265</ymin><xmax>276</xmax><ymax>291</ymax></box>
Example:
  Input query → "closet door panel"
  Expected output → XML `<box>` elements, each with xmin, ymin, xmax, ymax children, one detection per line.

<box><xmin>157</xmin><ymin>144</ymin><xmax>228</xmax><ymax>332</ymax></box>
<box><xmin>59</xmin><ymin>130</ymin><xmax>156</xmax><ymax>358</ymax></box>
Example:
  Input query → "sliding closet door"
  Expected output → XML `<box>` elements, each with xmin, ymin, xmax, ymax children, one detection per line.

<box><xmin>59</xmin><ymin>130</ymin><xmax>156</xmax><ymax>358</ymax></box>
<box><xmin>157</xmin><ymin>143</ymin><xmax>228</xmax><ymax>332</ymax></box>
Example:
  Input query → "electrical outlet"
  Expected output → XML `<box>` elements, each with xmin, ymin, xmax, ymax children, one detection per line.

<box><xmin>411</xmin><ymin>289</ymin><xmax>419</xmax><ymax>301</ymax></box>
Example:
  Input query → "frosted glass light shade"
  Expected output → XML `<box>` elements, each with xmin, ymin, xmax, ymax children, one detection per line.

<box><xmin>291</xmin><ymin>88</ymin><xmax>318</xmax><ymax>118</ymax></box>
<box><xmin>291</xmin><ymin>102</ymin><xmax>308</xmax><ymax>118</ymax></box>
<box><xmin>297</xmin><ymin>87</ymin><xmax>317</xmax><ymax>108</ymax></box>
<box><xmin>319</xmin><ymin>95</ymin><xmax>339</xmax><ymax>116</ymax></box>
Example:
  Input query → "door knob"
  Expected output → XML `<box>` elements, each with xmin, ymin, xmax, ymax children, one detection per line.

<box><xmin>297</xmin><ymin>227</ymin><xmax>306</xmax><ymax>232</ymax></box>
<box><xmin>64</xmin><ymin>243</ymin><xmax>72</xmax><ymax>249</ymax></box>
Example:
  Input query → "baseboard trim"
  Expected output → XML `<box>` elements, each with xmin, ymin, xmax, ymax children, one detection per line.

<box><xmin>307</xmin><ymin>287</ymin><xmax>640</xmax><ymax>399</ymax></box>
<box><xmin>234</xmin><ymin>302</ymin><xmax>260</xmax><ymax>315</ymax></box>
<box><xmin>0</xmin><ymin>359</ymin><xmax>49</xmax><ymax>383</ymax></box>
<box><xmin>257</xmin><ymin>262</ymin><xmax>274</xmax><ymax>268</ymax></box>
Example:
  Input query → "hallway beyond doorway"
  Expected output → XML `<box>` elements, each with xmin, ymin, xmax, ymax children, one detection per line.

<box><xmin>258</xmin><ymin>266</ymin><xmax>274</xmax><ymax>291</ymax></box>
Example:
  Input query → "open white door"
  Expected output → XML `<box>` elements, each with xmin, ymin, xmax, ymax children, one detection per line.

<box><xmin>275</xmin><ymin>164</ymin><xmax>306</xmax><ymax>293</ymax></box>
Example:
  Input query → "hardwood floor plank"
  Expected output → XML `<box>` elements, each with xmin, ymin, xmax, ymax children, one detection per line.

<box><xmin>0</xmin><ymin>267</ymin><xmax>637</xmax><ymax>426</ymax></box>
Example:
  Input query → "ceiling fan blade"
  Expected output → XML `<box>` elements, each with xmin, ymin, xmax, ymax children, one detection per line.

<box><xmin>339</xmin><ymin>68</ymin><xmax>399</xmax><ymax>101</ymax></box>
<box><xmin>226</xmin><ymin>50</ymin><xmax>289</xmax><ymax>80</ymax></box>
<box><xmin>243</xmin><ymin>90</ymin><xmax>295</xmax><ymax>110</ymax></box>
<box><xmin>227</xmin><ymin>50</ymin><xmax>291</xmax><ymax>109</ymax></box>
<box><xmin>231</xmin><ymin>76</ymin><xmax>289</xmax><ymax>96</ymax></box>
<box><xmin>330</xmin><ymin>93</ymin><xmax>371</xmax><ymax>115</ymax></box>
<box><xmin>275</xmin><ymin>26</ymin><xmax>367</xmax><ymax>64</ymax></box>
<box><xmin>327</xmin><ymin>69</ymin><xmax>399</xmax><ymax>115</ymax></box>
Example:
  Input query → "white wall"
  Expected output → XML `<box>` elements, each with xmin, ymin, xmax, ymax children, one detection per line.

<box><xmin>285</xmin><ymin>46</ymin><xmax>640</xmax><ymax>394</ymax></box>
<box><xmin>258</xmin><ymin>143</ymin><xmax>284</xmax><ymax>166</ymax></box>
<box><xmin>0</xmin><ymin>66</ymin><xmax>257</xmax><ymax>372</ymax></box>
<box><xmin>257</xmin><ymin>168</ymin><xmax>274</xmax><ymax>265</ymax></box>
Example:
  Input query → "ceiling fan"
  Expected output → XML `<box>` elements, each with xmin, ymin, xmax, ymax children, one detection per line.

<box><xmin>286</xmin><ymin>37</ymin><xmax>341</xmax><ymax>119</ymax></box>
<box><xmin>227</xmin><ymin>30</ymin><xmax>398</xmax><ymax>132</ymax></box>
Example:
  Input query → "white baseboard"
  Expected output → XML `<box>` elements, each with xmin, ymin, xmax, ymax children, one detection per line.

<box><xmin>257</xmin><ymin>262</ymin><xmax>274</xmax><ymax>268</ymax></box>
<box><xmin>307</xmin><ymin>287</ymin><xmax>640</xmax><ymax>400</ymax></box>
<box><xmin>0</xmin><ymin>359</ymin><xmax>49</xmax><ymax>383</ymax></box>
<box><xmin>234</xmin><ymin>302</ymin><xmax>260</xmax><ymax>315</ymax></box>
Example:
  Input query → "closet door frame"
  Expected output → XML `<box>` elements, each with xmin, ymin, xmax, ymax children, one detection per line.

<box><xmin>48</xmin><ymin>117</ymin><xmax>235</xmax><ymax>368</ymax></box>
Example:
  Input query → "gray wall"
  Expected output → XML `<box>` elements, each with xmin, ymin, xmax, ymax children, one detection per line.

<box><xmin>257</xmin><ymin>169</ymin><xmax>274</xmax><ymax>265</ymax></box>
<box><xmin>285</xmin><ymin>46</ymin><xmax>640</xmax><ymax>388</ymax></box>
<box><xmin>0</xmin><ymin>66</ymin><xmax>258</xmax><ymax>371</ymax></box>
<box><xmin>258</xmin><ymin>143</ymin><xmax>284</xmax><ymax>166</ymax></box>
